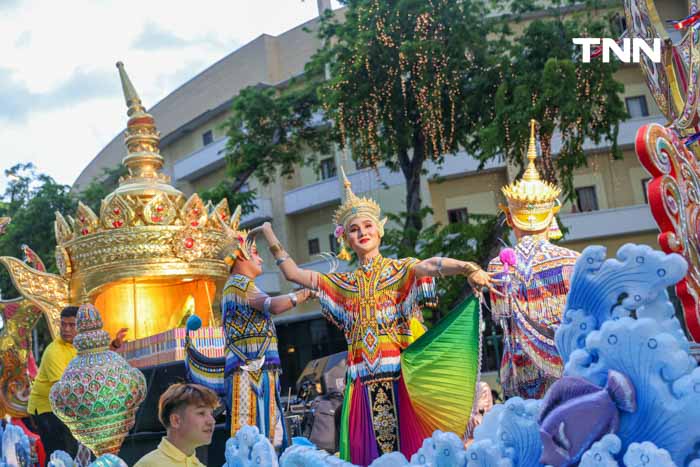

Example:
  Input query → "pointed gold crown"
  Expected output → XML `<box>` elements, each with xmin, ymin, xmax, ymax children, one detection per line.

<box><xmin>332</xmin><ymin>167</ymin><xmax>384</xmax><ymax>230</ymax></box>
<box><xmin>49</xmin><ymin>62</ymin><xmax>241</xmax><ymax>311</ymax></box>
<box><xmin>217</xmin><ymin>205</ymin><xmax>254</xmax><ymax>269</ymax></box>
<box><xmin>500</xmin><ymin>120</ymin><xmax>561</xmax><ymax>232</ymax></box>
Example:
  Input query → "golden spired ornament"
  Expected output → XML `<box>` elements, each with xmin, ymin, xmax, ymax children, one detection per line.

<box><xmin>0</xmin><ymin>62</ymin><xmax>237</xmax><ymax>343</ymax></box>
<box><xmin>50</xmin><ymin>303</ymin><xmax>146</xmax><ymax>456</ymax></box>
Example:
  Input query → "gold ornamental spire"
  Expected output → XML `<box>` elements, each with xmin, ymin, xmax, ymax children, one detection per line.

<box><xmin>522</xmin><ymin>119</ymin><xmax>541</xmax><ymax>182</ymax></box>
<box><xmin>115</xmin><ymin>61</ymin><xmax>169</xmax><ymax>186</ymax></box>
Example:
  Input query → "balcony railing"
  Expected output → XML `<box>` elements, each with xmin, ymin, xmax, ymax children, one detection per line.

<box><xmin>240</xmin><ymin>198</ymin><xmax>273</xmax><ymax>227</ymax></box>
<box><xmin>549</xmin><ymin>115</ymin><xmax>665</xmax><ymax>155</ymax></box>
<box><xmin>559</xmin><ymin>204</ymin><xmax>658</xmax><ymax>242</ymax></box>
<box><xmin>284</xmin><ymin>167</ymin><xmax>403</xmax><ymax>215</ymax></box>
<box><xmin>173</xmin><ymin>137</ymin><xmax>228</xmax><ymax>182</ymax></box>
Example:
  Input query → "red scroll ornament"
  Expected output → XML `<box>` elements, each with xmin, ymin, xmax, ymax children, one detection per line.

<box><xmin>636</xmin><ymin>123</ymin><xmax>700</xmax><ymax>340</ymax></box>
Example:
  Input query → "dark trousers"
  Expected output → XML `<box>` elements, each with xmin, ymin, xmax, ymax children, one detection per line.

<box><xmin>31</xmin><ymin>411</ymin><xmax>78</xmax><ymax>460</ymax></box>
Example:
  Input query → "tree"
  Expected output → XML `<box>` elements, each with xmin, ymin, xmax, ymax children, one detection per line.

<box><xmin>213</xmin><ymin>82</ymin><xmax>332</xmax><ymax>213</ymax></box>
<box><xmin>478</xmin><ymin>2</ymin><xmax>627</xmax><ymax>199</ymax></box>
<box><xmin>0</xmin><ymin>164</ymin><xmax>74</xmax><ymax>298</ymax></box>
<box><xmin>307</xmin><ymin>0</ymin><xmax>504</xmax><ymax>251</ymax></box>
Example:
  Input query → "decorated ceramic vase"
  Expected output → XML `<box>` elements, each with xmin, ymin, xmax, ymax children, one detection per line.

<box><xmin>50</xmin><ymin>303</ymin><xmax>147</xmax><ymax>456</ymax></box>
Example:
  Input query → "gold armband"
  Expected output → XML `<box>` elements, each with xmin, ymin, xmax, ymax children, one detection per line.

<box><xmin>269</xmin><ymin>242</ymin><xmax>284</xmax><ymax>256</ymax></box>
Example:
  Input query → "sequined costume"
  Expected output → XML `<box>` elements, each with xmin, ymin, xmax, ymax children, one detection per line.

<box><xmin>488</xmin><ymin>237</ymin><xmax>578</xmax><ymax>398</ymax></box>
<box><xmin>317</xmin><ymin>255</ymin><xmax>435</xmax><ymax>463</ymax></box>
<box><xmin>489</xmin><ymin>120</ymin><xmax>579</xmax><ymax>399</ymax></box>
<box><xmin>315</xmin><ymin>253</ymin><xmax>482</xmax><ymax>466</ymax></box>
<box><xmin>185</xmin><ymin>274</ymin><xmax>287</xmax><ymax>448</ymax></box>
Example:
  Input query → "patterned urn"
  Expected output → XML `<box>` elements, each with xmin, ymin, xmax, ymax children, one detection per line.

<box><xmin>50</xmin><ymin>303</ymin><xmax>147</xmax><ymax>455</ymax></box>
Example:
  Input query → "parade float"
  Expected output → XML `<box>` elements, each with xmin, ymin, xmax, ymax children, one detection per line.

<box><xmin>4</xmin><ymin>0</ymin><xmax>700</xmax><ymax>463</ymax></box>
<box><xmin>0</xmin><ymin>62</ymin><xmax>238</xmax><ymax>460</ymax></box>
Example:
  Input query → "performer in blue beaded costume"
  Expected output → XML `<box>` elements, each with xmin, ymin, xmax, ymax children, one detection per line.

<box><xmin>184</xmin><ymin>207</ymin><xmax>314</xmax><ymax>448</ymax></box>
<box><xmin>488</xmin><ymin>121</ymin><xmax>579</xmax><ymax>399</ymax></box>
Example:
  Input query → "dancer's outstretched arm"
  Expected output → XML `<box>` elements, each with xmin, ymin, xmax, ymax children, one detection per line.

<box><xmin>249</xmin><ymin>222</ymin><xmax>319</xmax><ymax>290</ymax></box>
<box><xmin>248</xmin><ymin>286</ymin><xmax>315</xmax><ymax>315</ymax></box>
<box><xmin>414</xmin><ymin>257</ymin><xmax>501</xmax><ymax>295</ymax></box>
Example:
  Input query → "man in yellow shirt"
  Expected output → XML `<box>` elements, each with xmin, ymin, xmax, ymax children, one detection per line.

<box><xmin>28</xmin><ymin>306</ymin><xmax>127</xmax><ymax>459</ymax></box>
<box><xmin>134</xmin><ymin>383</ymin><xmax>218</xmax><ymax>467</ymax></box>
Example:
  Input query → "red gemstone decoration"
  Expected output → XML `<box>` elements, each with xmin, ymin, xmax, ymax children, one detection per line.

<box><xmin>193</xmin><ymin>208</ymin><xmax>200</xmax><ymax>215</ymax></box>
<box><xmin>79</xmin><ymin>216</ymin><xmax>86</xmax><ymax>223</ymax></box>
<box><xmin>191</xmin><ymin>220</ymin><xmax>199</xmax><ymax>227</ymax></box>
<box><xmin>156</xmin><ymin>205</ymin><xmax>164</xmax><ymax>212</ymax></box>
<box><xmin>151</xmin><ymin>216</ymin><xmax>162</xmax><ymax>223</ymax></box>
<box><xmin>81</xmin><ymin>228</ymin><xmax>89</xmax><ymax>235</ymax></box>
<box><xmin>112</xmin><ymin>220</ymin><xmax>123</xmax><ymax>228</ymax></box>
<box><xmin>113</xmin><ymin>207</ymin><xmax>121</xmax><ymax>215</ymax></box>
<box><xmin>184</xmin><ymin>238</ymin><xmax>195</xmax><ymax>249</ymax></box>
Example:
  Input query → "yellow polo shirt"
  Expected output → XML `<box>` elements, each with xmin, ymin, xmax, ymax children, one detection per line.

<box><xmin>27</xmin><ymin>337</ymin><xmax>77</xmax><ymax>415</ymax></box>
<box><xmin>134</xmin><ymin>438</ymin><xmax>205</xmax><ymax>467</ymax></box>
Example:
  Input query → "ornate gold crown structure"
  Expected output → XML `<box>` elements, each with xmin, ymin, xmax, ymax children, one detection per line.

<box><xmin>332</xmin><ymin>167</ymin><xmax>385</xmax><ymax>231</ymax></box>
<box><xmin>500</xmin><ymin>120</ymin><xmax>561</xmax><ymax>233</ymax></box>
<box><xmin>0</xmin><ymin>62</ymin><xmax>240</xmax><ymax>340</ymax></box>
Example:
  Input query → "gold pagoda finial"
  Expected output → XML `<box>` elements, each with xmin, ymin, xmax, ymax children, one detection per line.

<box><xmin>522</xmin><ymin>119</ymin><xmax>541</xmax><ymax>182</ymax></box>
<box><xmin>116</xmin><ymin>61</ymin><xmax>145</xmax><ymax>117</ymax></box>
<box><xmin>115</xmin><ymin>61</ymin><xmax>166</xmax><ymax>183</ymax></box>
<box><xmin>340</xmin><ymin>166</ymin><xmax>358</xmax><ymax>203</ymax></box>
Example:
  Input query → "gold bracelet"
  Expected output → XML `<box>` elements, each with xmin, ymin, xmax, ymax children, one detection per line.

<box><xmin>462</xmin><ymin>261</ymin><xmax>481</xmax><ymax>277</ymax></box>
<box><xmin>269</xmin><ymin>242</ymin><xmax>284</xmax><ymax>256</ymax></box>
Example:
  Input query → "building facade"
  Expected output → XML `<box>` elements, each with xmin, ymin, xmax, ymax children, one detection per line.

<box><xmin>75</xmin><ymin>2</ymin><xmax>684</xmax><ymax>392</ymax></box>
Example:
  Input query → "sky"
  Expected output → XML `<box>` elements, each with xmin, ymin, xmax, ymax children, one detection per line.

<box><xmin>0</xmin><ymin>0</ymin><xmax>341</xmax><ymax>193</ymax></box>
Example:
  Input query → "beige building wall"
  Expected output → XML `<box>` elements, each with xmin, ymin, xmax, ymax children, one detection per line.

<box><xmin>429</xmin><ymin>170</ymin><xmax>509</xmax><ymax>225</ymax></box>
<box><xmin>76</xmin><ymin>3</ymin><xmax>677</xmax><ymax>314</ymax></box>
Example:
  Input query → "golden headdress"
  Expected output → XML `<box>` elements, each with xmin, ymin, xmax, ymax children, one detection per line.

<box><xmin>500</xmin><ymin>120</ymin><xmax>562</xmax><ymax>236</ymax></box>
<box><xmin>332</xmin><ymin>167</ymin><xmax>387</xmax><ymax>260</ymax></box>
<box><xmin>217</xmin><ymin>205</ymin><xmax>254</xmax><ymax>269</ymax></box>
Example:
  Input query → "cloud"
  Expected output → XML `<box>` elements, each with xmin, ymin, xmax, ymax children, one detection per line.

<box><xmin>14</xmin><ymin>30</ymin><xmax>30</xmax><ymax>47</ymax></box>
<box><xmin>0</xmin><ymin>67</ymin><xmax>119</xmax><ymax>122</ymax></box>
<box><xmin>131</xmin><ymin>22</ymin><xmax>190</xmax><ymax>50</ymax></box>
<box><xmin>131</xmin><ymin>22</ymin><xmax>227</xmax><ymax>51</ymax></box>
<box><xmin>0</xmin><ymin>0</ymin><xmax>20</xmax><ymax>10</ymax></box>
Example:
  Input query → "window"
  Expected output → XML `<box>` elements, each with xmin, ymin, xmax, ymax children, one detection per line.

<box><xmin>308</xmin><ymin>238</ymin><xmax>320</xmax><ymax>255</ymax></box>
<box><xmin>202</xmin><ymin>130</ymin><xmax>213</xmax><ymax>146</ymax></box>
<box><xmin>329</xmin><ymin>233</ymin><xmax>339</xmax><ymax>254</ymax></box>
<box><xmin>575</xmin><ymin>186</ymin><xmax>599</xmax><ymax>212</ymax></box>
<box><xmin>625</xmin><ymin>96</ymin><xmax>649</xmax><ymax>118</ymax></box>
<box><xmin>320</xmin><ymin>157</ymin><xmax>337</xmax><ymax>180</ymax></box>
<box><xmin>447</xmin><ymin>207</ymin><xmax>469</xmax><ymax>224</ymax></box>
<box><xmin>642</xmin><ymin>177</ymin><xmax>651</xmax><ymax>204</ymax></box>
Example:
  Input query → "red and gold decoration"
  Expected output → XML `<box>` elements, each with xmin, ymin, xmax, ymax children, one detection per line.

<box><xmin>0</xmin><ymin>299</ymin><xmax>43</xmax><ymax>417</ymax></box>
<box><xmin>625</xmin><ymin>0</ymin><xmax>700</xmax><ymax>340</ymax></box>
<box><xmin>50</xmin><ymin>303</ymin><xmax>147</xmax><ymax>456</ymax></box>
<box><xmin>0</xmin><ymin>63</ymin><xmax>245</xmax><ymax>416</ymax></box>
<box><xmin>0</xmin><ymin>62</ymin><xmax>243</xmax><ymax>343</ymax></box>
